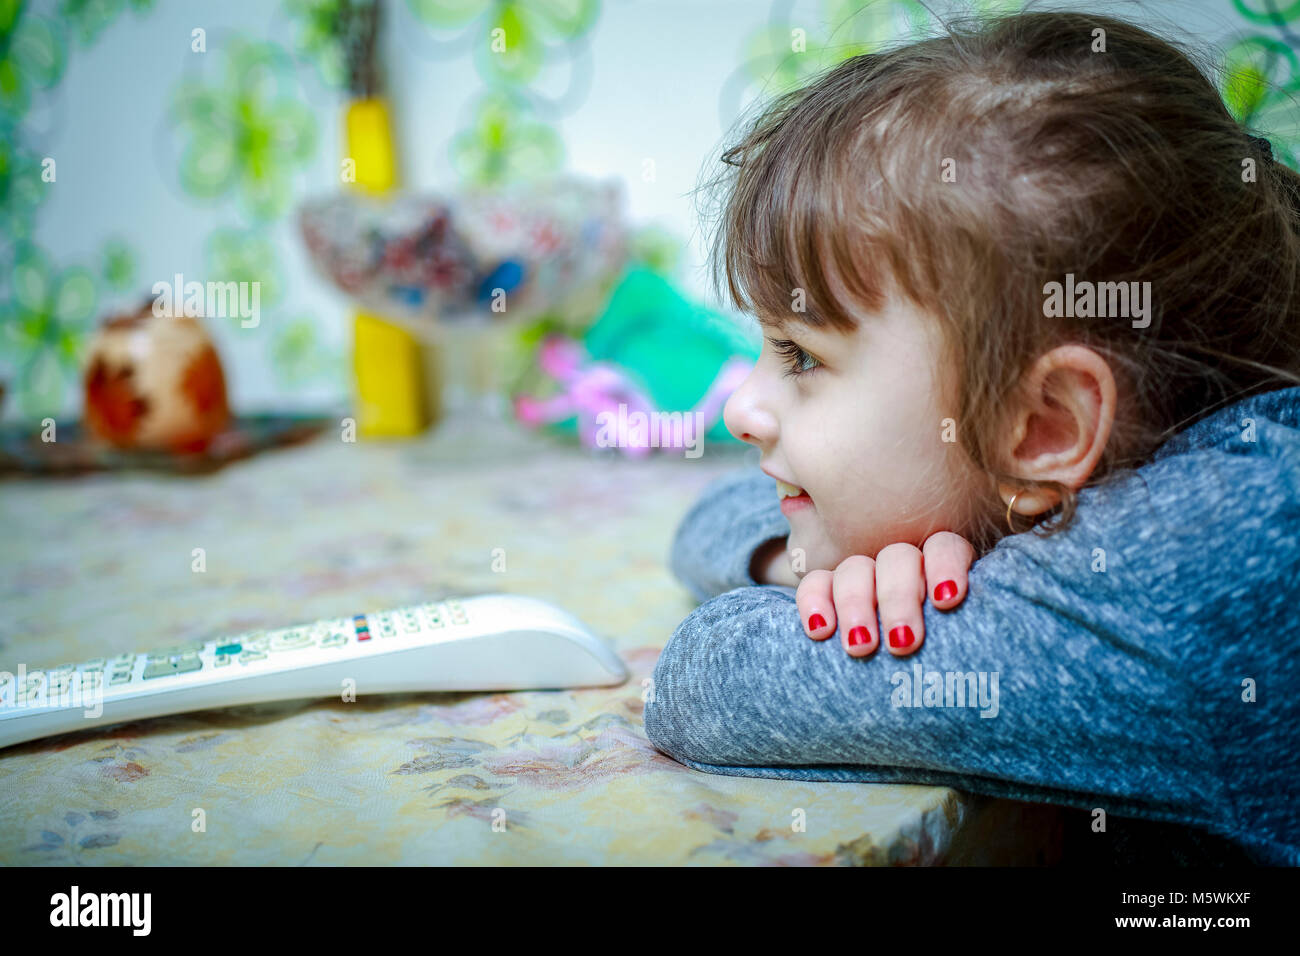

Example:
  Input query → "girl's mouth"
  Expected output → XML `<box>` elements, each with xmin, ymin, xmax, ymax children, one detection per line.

<box><xmin>776</xmin><ymin>479</ymin><xmax>813</xmax><ymax>514</ymax></box>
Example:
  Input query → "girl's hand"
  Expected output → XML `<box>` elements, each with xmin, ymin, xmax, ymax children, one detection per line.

<box><xmin>795</xmin><ymin>532</ymin><xmax>975</xmax><ymax>658</ymax></box>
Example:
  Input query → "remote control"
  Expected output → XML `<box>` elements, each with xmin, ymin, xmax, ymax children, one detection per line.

<box><xmin>0</xmin><ymin>593</ymin><xmax>627</xmax><ymax>750</ymax></box>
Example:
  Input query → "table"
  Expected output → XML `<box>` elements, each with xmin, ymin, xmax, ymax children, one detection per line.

<box><xmin>0</xmin><ymin>410</ymin><xmax>1059</xmax><ymax>864</ymax></box>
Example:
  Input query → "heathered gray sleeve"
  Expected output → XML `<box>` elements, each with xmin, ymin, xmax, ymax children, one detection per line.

<box><xmin>668</xmin><ymin>467</ymin><xmax>789</xmax><ymax>603</ymax></box>
<box><xmin>645</xmin><ymin>397</ymin><xmax>1300</xmax><ymax>864</ymax></box>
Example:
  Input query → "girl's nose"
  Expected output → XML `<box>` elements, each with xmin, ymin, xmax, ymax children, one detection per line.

<box><xmin>723</xmin><ymin>375</ymin><xmax>777</xmax><ymax>447</ymax></box>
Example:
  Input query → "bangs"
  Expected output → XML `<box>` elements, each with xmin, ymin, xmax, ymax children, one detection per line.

<box><xmin>707</xmin><ymin>58</ymin><xmax>928</xmax><ymax>335</ymax></box>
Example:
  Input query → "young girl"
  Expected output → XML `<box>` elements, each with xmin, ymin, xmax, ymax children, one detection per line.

<box><xmin>644</xmin><ymin>10</ymin><xmax>1300</xmax><ymax>865</ymax></box>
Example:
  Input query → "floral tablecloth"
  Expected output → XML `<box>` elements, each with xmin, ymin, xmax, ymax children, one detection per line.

<box><xmin>0</xmin><ymin>411</ymin><xmax>1057</xmax><ymax>865</ymax></box>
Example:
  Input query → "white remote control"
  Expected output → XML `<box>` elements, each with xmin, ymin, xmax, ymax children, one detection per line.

<box><xmin>0</xmin><ymin>593</ymin><xmax>627</xmax><ymax>750</ymax></box>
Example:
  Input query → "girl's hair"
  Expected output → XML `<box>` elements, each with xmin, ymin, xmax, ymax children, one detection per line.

<box><xmin>701</xmin><ymin>7</ymin><xmax>1300</xmax><ymax>551</ymax></box>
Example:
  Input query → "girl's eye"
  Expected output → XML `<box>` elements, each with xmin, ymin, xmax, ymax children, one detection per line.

<box><xmin>769</xmin><ymin>338</ymin><xmax>822</xmax><ymax>379</ymax></box>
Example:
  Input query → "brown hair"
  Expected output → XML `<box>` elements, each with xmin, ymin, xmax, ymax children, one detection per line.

<box><xmin>701</xmin><ymin>7</ymin><xmax>1300</xmax><ymax>552</ymax></box>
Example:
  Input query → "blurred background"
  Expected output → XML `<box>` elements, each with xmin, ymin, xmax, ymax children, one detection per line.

<box><xmin>0</xmin><ymin>0</ymin><xmax>1295</xmax><ymax>464</ymax></box>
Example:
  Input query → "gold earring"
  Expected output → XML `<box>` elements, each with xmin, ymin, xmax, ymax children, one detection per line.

<box><xmin>1005</xmin><ymin>491</ymin><xmax>1023</xmax><ymax>532</ymax></box>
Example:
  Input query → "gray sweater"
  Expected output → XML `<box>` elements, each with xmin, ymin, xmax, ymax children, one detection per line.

<box><xmin>645</xmin><ymin>386</ymin><xmax>1300</xmax><ymax>865</ymax></box>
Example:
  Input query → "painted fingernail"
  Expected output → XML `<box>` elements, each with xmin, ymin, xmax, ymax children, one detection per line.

<box><xmin>808</xmin><ymin>613</ymin><xmax>826</xmax><ymax>631</ymax></box>
<box><xmin>933</xmin><ymin>580</ymin><xmax>958</xmax><ymax>602</ymax></box>
<box><xmin>888</xmin><ymin>624</ymin><xmax>915</xmax><ymax>649</ymax></box>
<box><xmin>847</xmin><ymin>626</ymin><xmax>871</xmax><ymax>647</ymax></box>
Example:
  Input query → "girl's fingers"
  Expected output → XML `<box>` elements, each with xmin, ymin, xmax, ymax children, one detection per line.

<box><xmin>874</xmin><ymin>543</ymin><xmax>926</xmax><ymax>657</ymax></box>
<box><xmin>795</xmin><ymin>569</ymin><xmax>836</xmax><ymax>640</ymax></box>
<box><xmin>921</xmin><ymin>531</ymin><xmax>976</xmax><ymax>610</ymax></box>
<box><xmin>831</xmin><ymin>555</ymin><xmax>879</xmax><ymax>657</ymax></box>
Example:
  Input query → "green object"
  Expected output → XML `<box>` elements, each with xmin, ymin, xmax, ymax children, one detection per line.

<box><xmin>565</xmin><ymin>267</ymin><xmax>760</xmax><ymax>444</ymax></box>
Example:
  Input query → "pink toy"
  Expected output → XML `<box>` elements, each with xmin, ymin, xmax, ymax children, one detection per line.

<box><xmin>513</xmin><ymin>335</ymin><xmax>752</xmax><ymax>457</ymax></box>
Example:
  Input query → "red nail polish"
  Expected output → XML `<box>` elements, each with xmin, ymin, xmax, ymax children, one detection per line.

<box><xmin>889</xmin><ymin>625</ymin><xmax>915</xmax><ymax>648</ymax></box>
<box><xmin>933</xmin><ymin>580</ymin><xmax>957</xmax><ymax>602</ymax></box>
<box><xmin>847</xmin><ymin>626</ymin><xmax>870</xmax><ymax>646</ymax></box>
<box><xmin>808</xmin><ymin>613</ymin><xmax>826</xmax><ymax>631</ymax></box>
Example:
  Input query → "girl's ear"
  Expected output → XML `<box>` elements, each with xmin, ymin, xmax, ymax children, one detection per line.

<box><xmin>997</xmin><ymin>345</ymin><xmax>1118</xmax><ymax>517</ymax></box>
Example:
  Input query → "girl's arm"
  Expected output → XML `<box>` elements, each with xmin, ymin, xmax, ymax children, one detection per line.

<box><xmin>668</xmin><ymin>468</ymin><xmax>792</xmax><ymax>602</ymax></box>
<box><xmin>647</xmin><ymin>448</ymin><xmax>1300</xmax><ymax>865</ymax></box>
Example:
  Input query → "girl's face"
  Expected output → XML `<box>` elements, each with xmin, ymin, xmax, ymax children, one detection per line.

<box><xmin>723</xmin><ymin>294</ymin><xmax>983</xmax><ymax>573</ymax></box>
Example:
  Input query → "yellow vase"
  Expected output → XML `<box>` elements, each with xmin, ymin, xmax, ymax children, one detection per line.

<box><xmin>345</xmin><ymin>98</ymin><xmax>398</xmax><ymax>195</ymax></box>
<box><xmin>344</xmin><ymin>97</ymin><xmax>435</xmax><ymax>438</ymax></box>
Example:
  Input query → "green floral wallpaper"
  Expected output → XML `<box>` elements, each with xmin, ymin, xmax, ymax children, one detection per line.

<box><xmin>2</xmin><ymin>241</ymin><xmax>95</xmax><ymax>417</ymax></box>
<box><xmin>172</xmin><ymin>39</ymin><xmax>318</xmax><ymax>220</ymax></box>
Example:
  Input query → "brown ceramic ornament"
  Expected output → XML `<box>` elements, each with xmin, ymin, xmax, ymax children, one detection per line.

<box><xmin>83</xmin><ymin>304</ymin><xmax>230</xmax><ymax>452</ymax></box>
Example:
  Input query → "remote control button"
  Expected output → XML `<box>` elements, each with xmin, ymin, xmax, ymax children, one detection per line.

<box><xmin>146</xmin><ymin>642</ymin><xmax>206</xmax><ymax>662</ymax></box>
<box><xmin>16</xmin><ymin>673</ymin><xmax>46</xmax><ymax>703</ymax></box>
<box><xmin>239</xmin><ymin>649</ymin><xmax>268</xmax><ymax>664</ymax></box>
<box><xmin>271</xmin><ymin>631</ymin><xmax>314</xmax><ymax>652</ymax></box>
<box><xmin>213</xmin><ymin>654</ymin><xmax>233</xmax><ymax>668</ymax></box>
<box><xmin>214</xmin><ymin>642</ymin><xmax>241</xmax><ymax>656</ymax></box>
<box><xmin>318</xmin><ymin>633</ymin><xmax>348</xmax><ymax>649</ymax></box>
<box><xmin>142</xmin><ymin>653</ymin><xmax>203</xmax><ymax>680</ymax></box>
<box><xmin>109</xmin><ymin>671</ymin><xmax>133</xmax><ymax>685</ymax></box>
<box><xmin>82</xmin><ymin>658</ymin><xmax>106</xmax><ymax>671</ymax></box>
